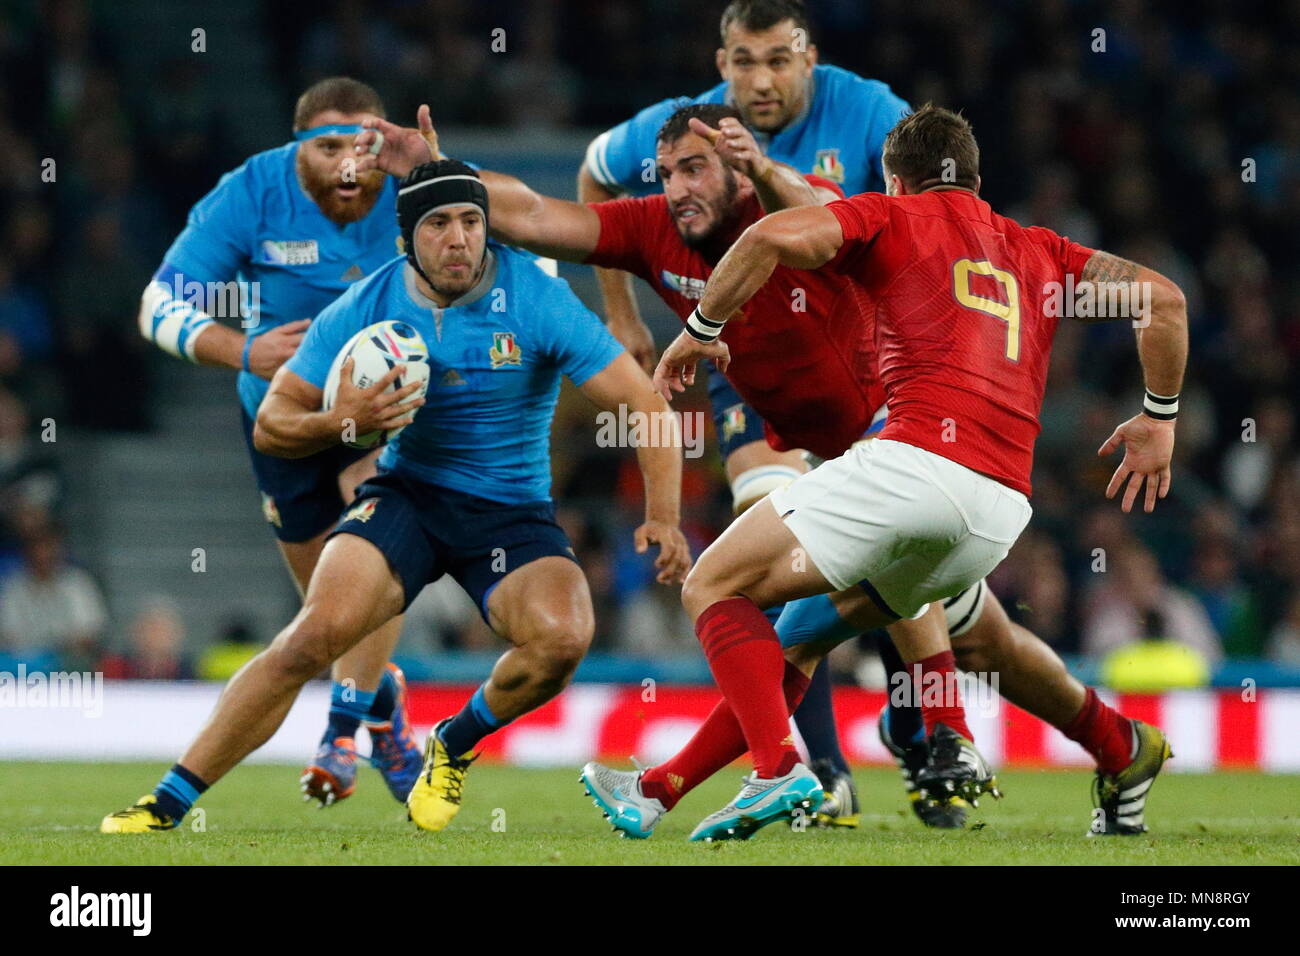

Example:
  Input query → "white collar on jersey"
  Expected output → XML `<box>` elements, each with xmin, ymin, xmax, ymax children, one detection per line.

<box><xmin>403</xmin><ymin>248</ymin><xmax>498</xmax><ymax>312</ymax></box>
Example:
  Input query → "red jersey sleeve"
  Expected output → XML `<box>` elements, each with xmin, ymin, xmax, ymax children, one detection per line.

<box><xmin>1061</xmin><ymin>237</ymin><xmax>1097</xmax><ymax>280</ymax></box>
<box><xmin>824</xmin><ymin>192</ymin><xmax>888</xmax><ymax>272</ymax></box>
<box><xmin>585</xmin><ymin>195</ymin><xmax>666</xmax><ymax>281</ymax></box>
<box><xmin>804</xmin><ymin>174</ymin><xmax>845</xmax><ymax>199</ymax></box>
<box><xmin>1024</xmin><ymin>225</ymin><xmax>1096</xmax><ymax>280</ymax></box>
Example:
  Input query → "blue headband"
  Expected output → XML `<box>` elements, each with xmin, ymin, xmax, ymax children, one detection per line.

<box><xmin>294</xmin><ymin>123</ymin><xmax>363</xmax><ymax>140</ymax></box>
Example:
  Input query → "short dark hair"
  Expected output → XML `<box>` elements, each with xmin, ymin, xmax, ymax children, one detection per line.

<box><xmin>881</xmin><ymin>104</ymin><xmax>980</xmax><ymax>192</ymax></box>
<box><xmin>657</xmin><ymin>103</ymin><xmax>746</xmax><ymax>148</ymax></box>
<box><xmin>292</xmin><ymin>76</ymin><xmax>385</xmax><ymax>131</ymax></box>
<box><xmin>719</xmin><ymin>0</ymin><xmax>810</xmax><ymax>45</ymax></box>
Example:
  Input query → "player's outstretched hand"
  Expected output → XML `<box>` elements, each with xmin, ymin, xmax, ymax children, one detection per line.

<box><xmin>688</xmin><ymin>116</ymin><xmax>771</xmax><ymax>181</ymax></box>
<box><xmin>1098</xmin><ymin>413</ymin><xmax>1175</xmax><ymax>513</ymax></box>
<box><xmin>353</xmin><ymin>104</ymin><xmax>442</xmax><ymax>178</ymax></box>
<box><xmin>634</xmin><ymin>519</ymin><xmax>693</xmax><ymax>585</ymax></box>
<box><xmin>332</xmin><ymin>358</ymin><xmax>426</xmax><ymax>438</ymax></box>
<box><xmin>247</xmin><ymin>319</ymin><xmax>310</xmax><ymax>380</ymax></box>
<box><xmin>652</xmin><ymin>330</ymin><xmax>730</xmax><ymax>403</ymax></box>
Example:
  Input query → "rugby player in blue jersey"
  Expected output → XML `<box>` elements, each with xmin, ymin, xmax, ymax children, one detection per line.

<box><xmin>578</xmin><ymin>0</ymin><xmax>914</xmax><ymax>825</ymax></box>
<box><xmin>101</xmin><ymin>160</ymin><xmax>691</xmax><ymax>834</ymax></box>
<box><xmin>132</xmin><ymin>77</ymin><xmax>431</xmax><ymax>810</ymax></box>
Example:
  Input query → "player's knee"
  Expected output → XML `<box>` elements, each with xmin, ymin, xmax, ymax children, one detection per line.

<box><xmin>511</xmin><ymin>604</ymin><xmax>591</xmax><ymax>686</ymax></box>
<box><xmin>681</xmin><ymin>561</ymin><xmax>728</xmax><ymax>619</ymax></box>
<box><xmin>270</xmin><ymin>617</ymin><xmax>349</xmax><ymax>681</ymax></box>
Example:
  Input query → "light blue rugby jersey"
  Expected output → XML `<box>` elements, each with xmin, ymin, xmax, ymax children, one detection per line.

<box><xmin>285</xmin><ymin>242</ymin><xmax>625</xmax><ymax>505</ymax></box>
<box><xmin>156</xmin><ymin>142</ymin><xmax>401</xmax><ymax>419</ymax></box>
<box><xmin>585</xmin><ymin>63</ymin><xmax>908</xmax><ymax>199</ymax></box>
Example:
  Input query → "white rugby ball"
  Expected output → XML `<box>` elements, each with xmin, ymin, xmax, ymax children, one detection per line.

<box><xmin>323</xmin><ymin>320</ymin><xmax>431</xmax><ymax>449</ymax></box>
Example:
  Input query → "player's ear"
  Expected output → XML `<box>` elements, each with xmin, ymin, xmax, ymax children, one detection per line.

<box><xmin>804</xmin><ymin>43</ymin><xmax>818</xmax><ymax>71</ymax></box>
<box><xmin>715</xmin><ymin>47</ymin><xmax>728</xmax><ymax>79</ymax></box>
<box><xmin>973</xmin><ymin>174</ymin><xmax>982</xmax><ymax>196</ymax></box>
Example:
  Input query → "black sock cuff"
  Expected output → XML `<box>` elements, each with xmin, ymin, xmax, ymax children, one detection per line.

<box><xmin>171</xmin><ymin>763</ymin><xmax>210</xmax><ymax>795</ymax></box>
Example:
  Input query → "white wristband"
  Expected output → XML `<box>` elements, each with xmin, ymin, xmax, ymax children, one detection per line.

<box><xmin>1143</xmin><ymin>389</ymin><xmax>1178</xmax><ymax>420</ymax></box>
<box><xmin>685</xmin><ymin>306</ymin><xmax>725</xmax><ymax>342</ymax></box>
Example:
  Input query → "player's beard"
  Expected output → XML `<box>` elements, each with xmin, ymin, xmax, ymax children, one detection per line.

<box><xmin>298</xmin><ymin>159</ymin><xmax>385</xmax><ymax>225</ymax></box>
<box><xmin>676</xmin><ymin>168</ymin><xmax>745</xmax><ymax>253</ymax></box>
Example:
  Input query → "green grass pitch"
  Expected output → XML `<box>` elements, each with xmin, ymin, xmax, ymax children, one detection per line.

<box><xmin>3</xmin><ymin>762</ymin><xmax>1297</xmax><ymax>865</ymax></box>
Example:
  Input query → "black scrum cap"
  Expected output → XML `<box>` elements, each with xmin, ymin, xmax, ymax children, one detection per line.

<box><xmin>397</xmin><ymin>159</ymin><xmax>489</xmax><ymax>278</ymax></box>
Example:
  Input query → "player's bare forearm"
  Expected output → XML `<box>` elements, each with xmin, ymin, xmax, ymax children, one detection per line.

<box><xmin>1134</xmin><ymin>271</ymin><xmax>1188</xmax><ymax>401</ymax></box>
<box><xmin>191</xmin><ymin>322</ymin><xmax>246</xmax><ymax>371</ymax></box>
<box><xmin>578</xmin><ymin>352</ymin><xmax>690</xmax><ymax>581</ymax></box>
<box><xmin>253</xmin><ymin>389</ymin><xmax>340</xmax><ymax>459</ymax></box>
<box><xmin>476</xmin><ymin>168</ymin><xmax>600</xmax><ymax>261</ymax></box>
<box><xmin>699</xmin><ymin>206</ymin><xmax>843</xmax><ymax>323</ymax></box>
<box><xmin>749</xmin><ymin>159</ymin><xmax>819</xmax><ymax>214</ymax></box>
<box><xmin>1076</xmin><ymin>251</ymin><xmax>1188</xmax><ymax>399</ymax></box>
<box><xmin>632</xmin><ymin>392</ymin><xmax>684</xmax><ymax>527</ymax></box>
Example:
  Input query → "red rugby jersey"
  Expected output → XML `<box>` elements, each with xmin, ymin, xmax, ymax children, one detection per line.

<box><xmin>586</xmin><ymin>180</ymin><xmax>884</xmax><ymax>460</ymax></box>
<box><xmin>826</xmin><ymin>189</ymin><xmax>1096</xmax><ymax>496</ymax></box>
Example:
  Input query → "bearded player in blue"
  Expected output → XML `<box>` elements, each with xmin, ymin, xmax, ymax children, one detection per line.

<box><xmin>102</xmin><ymin>160</ymin><xmax>691</xmax><ymax>835</ymax></box>
<box><xmin>134</xmin><ymin>77</ymin><xmax>426</xmax><ymax>811</ymax></box>
<box><xmin>578</xmin><ymin>0</ymin><xmax>929</xmax><ymax>826</ymax></box>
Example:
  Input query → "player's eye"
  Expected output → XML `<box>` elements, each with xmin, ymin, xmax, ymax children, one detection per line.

<box><xmin>769</xmin><ymin>57</ymin><xmax>788</xmax><ymax>68</ymax></box>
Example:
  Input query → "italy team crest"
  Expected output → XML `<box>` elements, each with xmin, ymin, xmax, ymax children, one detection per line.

<box><xmin>721</xmin><ymin>403</ymin><xmax>747</xmax><ymax>442</ymax></box>
<box><xmin>261</xmin><ymin>493</ymin><xmax>281</xmax><ymax>528</ymax></box>
<box><xmin>489</xmin><ymin>331</ymin><xmax>523</xmax><ymax>368</ymax></box>
<box><xmin>812</xmin><ymin>148</ymin><xmax>844</xmax><ymax>183</ymax></box>
<box><xmin>344</xmin><ymin>498</ymin><xmax>378</xmax><ymax>523</ymax></box>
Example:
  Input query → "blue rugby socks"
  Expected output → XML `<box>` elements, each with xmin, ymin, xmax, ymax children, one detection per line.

<box><xmin>364</xmin><ymin>667</ymin><xmax>399</xmax><ymax>725</ymax></box>
<box><xmin>438</xmin><ymin>685</ymin><xmax>509</xmax><ymax>756</ymax></box>
<box><xmin>152</xmin><ymin>764</ymin><xmax>208</xmax><ymax>821</ymax></box>
<box><xmin>322</xmin><ymin>681</ymin><xmax>377</xmax><ymax>742</ymax></box>
<box><xmin>792</xmin><ymin>660</ymin><xmax>851</xmax><ymax>775</ymax></box>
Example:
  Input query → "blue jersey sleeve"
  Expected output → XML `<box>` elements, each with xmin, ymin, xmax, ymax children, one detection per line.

<box><xmin>584</xmin><ymin>96</ymin><xmax>691</xmax><ymax>195</ymax></box>
<box><xmin>163</xmin><ymin>164</ymin><xmax>259</xmax><ymax>285</ymax></box>
<box><xmin>284</xmin><ymin>286</ymin><xmax>367</xmax><ymax>390</ymax></box>
<box><xmin>536</xmin><ymin>280</ymin><xmax>624</xmax><ymax>386</ymax></box>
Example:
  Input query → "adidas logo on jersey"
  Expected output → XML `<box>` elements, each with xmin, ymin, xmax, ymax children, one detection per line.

<box><xmin>441</xmin><ymin>369</ymin><xmax>467</xmax><ymax>386</ymax></box>
<box><xmin>340</xmin><ymin>264</ymin><xmax>364</xmax><ymax>282</ymax></box>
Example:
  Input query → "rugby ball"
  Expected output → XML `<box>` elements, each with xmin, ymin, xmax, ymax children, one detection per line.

<box><xmin>323</xmin><ymin>320</ymin><xmax>431</xmax><ymax>449</ymax></box>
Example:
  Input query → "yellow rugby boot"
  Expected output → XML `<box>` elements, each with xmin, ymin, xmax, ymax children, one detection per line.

<box><xmin>100</xmin><ymin>794</ymin><xmax>178</xmax><ymax>833</ymax></box>
<box><xmin>407</xmin><ymin>719</ymin><xmax>476</xmax><ymax>833</ymax></box>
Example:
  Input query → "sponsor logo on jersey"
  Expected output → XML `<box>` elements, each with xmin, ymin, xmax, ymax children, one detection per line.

<box><xmin>660</xmin><ymin>269</ymin><xmax>707</xmax><ymax>300</ymax></box>
<box><xmin>721</xmin><ymin>403</ymin><xmax>747</xmax><ymax>442</ymax></box>
<box><xmin>489</xmin><ymin>331</ymin><xmax>523</xmax><ymax>368</ymax></box>
<box><xmin>812</xmin><ymin>148</ymin><xmax>844</xmax><ymax>183</ymax></box>
<box><xmin>261</xmin><ymin>493</ymin><xmax>281</xmax><ymax>528</ymax></box>
<box><xmin>261</xmin><ymin>239</ymin><xmax>320</xmax><ymax>265</ymax></box>
<box><xmin>440</xmin><ymin>369</ymin><xmax>467</xmax><ymax>386</ymax></box>
<box><xmin>344</xmin><ymin>498</ymin><xmax>378</xmax><ymax>523</ymax></box>
<box><xmin>339</xmin><ymin>264</ymin><xmax>364</xmax><ymax>282</ymax></box>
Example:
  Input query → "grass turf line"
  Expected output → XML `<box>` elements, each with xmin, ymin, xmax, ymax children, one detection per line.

<box><xmin>2</xmin><ymin>762</ymin><xmax>1297</xmax><ymax>865</ymax></box>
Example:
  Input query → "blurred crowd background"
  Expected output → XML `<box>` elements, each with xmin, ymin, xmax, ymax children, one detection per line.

<box><xmin>3</xmin><ymin>0</ymin><xmax>1300</xmax><ymax>687</ymax></box>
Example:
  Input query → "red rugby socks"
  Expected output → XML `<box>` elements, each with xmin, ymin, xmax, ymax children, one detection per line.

<box><xmin>692</xmin><ymin>597</ymin><xmax>800</xmax><ymax>779</ymax></box>
<box><xmin>642</xmin><ymin>661</ymin><xmax>811</xmax><ymax>809</ymax></box>
<box><xmin>1062</xmin><ymin>686</ymin><xmax>1135</xmax><ymax>776</ymax></box>
<box><xmin>915</xmin><ymin>649</ymin><xmax>974</xmax><ymax>741</ymax></box>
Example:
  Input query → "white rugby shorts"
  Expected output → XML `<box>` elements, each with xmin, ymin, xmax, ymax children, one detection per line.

<box><xmin>768</xmin><ymin>439</ymin><xmax>1031</xmax><ymax>619</ymax></box>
